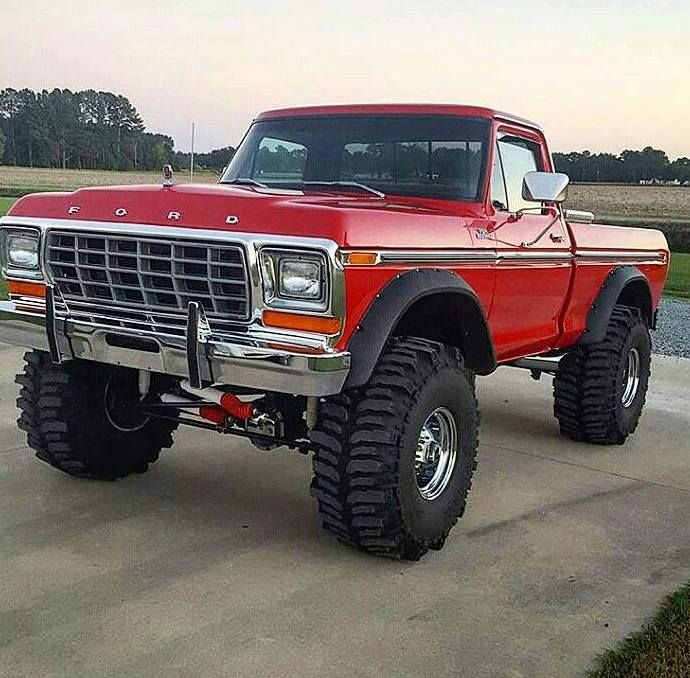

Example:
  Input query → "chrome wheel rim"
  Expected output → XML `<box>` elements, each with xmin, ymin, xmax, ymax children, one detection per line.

<box><xmin>621</xmin><ymin>347</ymin><xmax>641</xmax><ymax>408</ymax></box>
<box><xmin>415</xmin><ymin>407</ymin><xmax>458</xmax><ymax>501</ymax></box>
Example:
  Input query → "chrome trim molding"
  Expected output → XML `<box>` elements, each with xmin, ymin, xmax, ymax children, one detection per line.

<box><xmin>344</xmin><ymin>249</ymin><xmax>573</xmax><ymax>265</ymax></box>
<box><xmin>574</xmin><ymin>250</ymin><xmax>666</xmax><ymax>263</ymax></box>
<box><xmin>499</xmin><ymin>251</ymin><xmax>572</xmax><ymax>262</ymax></box>
<box><xmin>379</xmin><ymin>250</ymin><xmax>497</xmax><ymax>264</ymax></box>
<box><xmin>342</xmin><ymin>248</ymin><xmax>666</xmax><ymax>266</ymax></box>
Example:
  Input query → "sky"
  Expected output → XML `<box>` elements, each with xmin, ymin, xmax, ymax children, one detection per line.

<box><xmin>1</xmin><ymin>0</ymin><xmax>689</xmax><ymax>157</ymax></box>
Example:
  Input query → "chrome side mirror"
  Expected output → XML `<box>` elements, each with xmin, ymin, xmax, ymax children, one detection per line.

<box><xmin>522</xmin><ymin>171</ymin><xmax>569</xmax><ymax>203</ymax></box>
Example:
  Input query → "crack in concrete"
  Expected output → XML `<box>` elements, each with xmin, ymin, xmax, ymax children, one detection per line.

<box><xmin>464</xmin><ymin>483</ymin><xmax>639</xmax><ymax>537</ymax></box>
<box><xmin>484</xmin><ymin>442</ymin><xmax>690</xmax><ymax>494</ymax></box>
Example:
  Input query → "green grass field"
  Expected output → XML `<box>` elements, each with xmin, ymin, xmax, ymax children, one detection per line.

<box><xmin>666</xmin><ymin>253</ymin><xmax>690</xmax><ymax>298</ymax></box>
<box><xmin>0</xmin><ymin>197</ymin><xmax>15</xmax><ymax>216</ymax></box>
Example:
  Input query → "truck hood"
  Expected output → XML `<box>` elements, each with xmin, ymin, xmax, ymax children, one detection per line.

<box><xmin>6</xmin><ymin>183</ymin><xmax>488</xmax><ymax>249</ymax></box>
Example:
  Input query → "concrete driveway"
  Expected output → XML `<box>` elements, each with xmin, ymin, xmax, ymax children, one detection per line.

<box><xmin>1</xmin><ymin>344</ymin><xmax>688</xmax><ymax>678</ymax></box>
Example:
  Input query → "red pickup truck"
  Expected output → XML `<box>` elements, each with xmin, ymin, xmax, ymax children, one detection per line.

<box><xmin>0</xmin><ymin>104</ymin><xmax>669</xmax><ymax>560</ymax></box>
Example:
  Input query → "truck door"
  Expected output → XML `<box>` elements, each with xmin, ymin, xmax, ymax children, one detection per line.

<box><xmin>488</xmin><ymin>132</ymin><xmax>572</xmax><ymax>360</ymax></box>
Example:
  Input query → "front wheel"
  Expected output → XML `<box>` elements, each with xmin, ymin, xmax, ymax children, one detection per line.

<box><xmin>553</xmin><ymin>306</ymin><xmax>651</xmax><ymax>444</ymax></box>
<box><xmin>310</xmin><ymin>338</ymin><xmax>479</xmax><ymax>560</ymax></box>
<box><xmin>16</xmin><ymin>351</ymin><xmax>178</xmax><ymax>479</ymax></box>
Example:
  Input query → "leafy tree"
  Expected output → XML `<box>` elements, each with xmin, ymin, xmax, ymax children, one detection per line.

<box><xmin>0</xmin><ymin>87</ymin><xmax>176</xmax><ymax>171</ymax></box>
<box><xmin>0</xmin><ymin>88</ymin><xmax>21</xmax><ymax>165</ymax></box>
<box><xmin>670</xmin><ymin>157</ymin><xmax>690</xmax><ymax>184</ymax></box>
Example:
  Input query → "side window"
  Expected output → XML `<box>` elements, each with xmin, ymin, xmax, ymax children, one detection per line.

<box><xmin>252</xmin><ymin>137</ymin><xmax>307</xmax><ymax>183</ymax></box>
<box><xmin>496</xmin><ymin>136</ymin><xmax>541</xmax><ymax>212</ymax></box>
<box><xmin>490</xmin><ymin>144</ymin><xmax>508</xmax><ymax>210</ymax></box>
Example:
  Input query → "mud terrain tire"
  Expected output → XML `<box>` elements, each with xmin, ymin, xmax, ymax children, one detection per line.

<box><xmin>554</xmin><ymin>306</ymin><xmax>651</xmax><ymax>445</ymax></box>
<box><xmin>310</xmin><ymin>338</ymin><xmax>479</xmax><ymax>560</ymax></box>
<box><xmin>16</xmin><ymin>351</ymin><xmax>177</xmax><ymax>479</ymax></box>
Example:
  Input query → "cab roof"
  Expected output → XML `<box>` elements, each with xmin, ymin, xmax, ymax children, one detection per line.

<box><xmin>255</xmin><ymin>104</ymin><xmax>542</xmax><ymax>132</ymax></box>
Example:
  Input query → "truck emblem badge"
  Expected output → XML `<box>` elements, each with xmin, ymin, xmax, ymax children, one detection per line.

<box><xmin>68</xmin><ymin>206</ymin><xmax>80</xmax><ymax>215</ymax></box>
<box><xmin>114</xmin><ymin>208</ymin><xmax>128</xmax><ymax>217</ymax></box>
<box><xmin>163</xmin><ymin>165</ymin><xmax>174</xmax><ymax>187</ymax></box>
<box><xmin>474</xmin><ymin>228</ymin><xmax>491</xmax><ymax>240</ymax></box>
<box><xmin>225</xmin><ymin>215</ymin><xmax>240</xmax><ymax>225</ymax></box>
<box><xmin>167</xmin><ymin>211</ymin><xmax>182</xmax><ymax>221</ymax></box>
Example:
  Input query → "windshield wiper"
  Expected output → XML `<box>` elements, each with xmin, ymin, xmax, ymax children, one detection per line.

<box><xmin>222</xmin><ymin>177</ymin><xmax>268</xmax><ymax>188</ymax></box>
<box><xmin>303</xmin><ymin>181</ymin><xmax>386</xmax><ymax>199</ymax></box>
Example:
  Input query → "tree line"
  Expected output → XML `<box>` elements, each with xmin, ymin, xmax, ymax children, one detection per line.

<box><xmin>173</xmin><ymin>147</ymin><xmax>236</xmax><ymax>172</ymax></box>
<box><xmin>553</xmin><ymin>148</ymin><xmax>690</xmax><ymax>184</ymax></box>
<box><xmin>0</xmin><ymin>88</ymin><xmax>235</xmax><ymax>173</ymax></box>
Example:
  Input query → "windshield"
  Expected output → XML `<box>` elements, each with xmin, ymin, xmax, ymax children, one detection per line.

<box><xmin>221</xmin><ymin>115</ymin><xmax>491</xmax><ymax>201</ymax></box>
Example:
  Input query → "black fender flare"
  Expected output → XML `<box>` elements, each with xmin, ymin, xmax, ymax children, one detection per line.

<box><xmin>343</xmin><ymin>268</ymin><xmax>496</xmax><ymax>389</ymax></box>
<box><xmin>578</xmin><ymin>265</ymin><xmax>653</xmax><ymax>345</ymax></box>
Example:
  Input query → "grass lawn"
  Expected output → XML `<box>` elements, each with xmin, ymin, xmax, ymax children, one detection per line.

<box><xmin>0</xmin><ymin>196</ymin><xmax>15</xmax><ymax>216</ymax></box>
<box><xmin>588</xmin><ymin>581</ymin><xmax>690</xmax><ymax>677</ymax></box>
<box><xmin>666</xmin><ymin>253</ymin><xmax>690</xmax><ymax>298</ymax></box>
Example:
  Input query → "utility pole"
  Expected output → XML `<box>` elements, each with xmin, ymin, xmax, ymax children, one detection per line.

<box><xmin>190</xmin><ymin>122</ymin><xmax>196</xmax><ymax>182</ymax></box>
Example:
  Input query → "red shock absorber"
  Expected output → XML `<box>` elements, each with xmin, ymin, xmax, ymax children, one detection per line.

<box><xmin>199</xmin><ymin>396</ymin><xmax>256</xmax><ymax>425</ymax></box>
<box><xmin>199</xmin><ymin>405</ymin><xmax>227</xmax><ymax>425</ymax></box>
<box><xmin>179</xmin><ymin>381</ymin><xmax>258</xmax><ymax>424</ymax></box>
<box><xmin>219</xmin><ymin>393</ymin><xmax>257</xmax><ymax>420</ymax></box>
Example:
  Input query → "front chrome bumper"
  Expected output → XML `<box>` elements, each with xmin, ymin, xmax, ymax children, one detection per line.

<box><xmin>0</xmin><ymin>294</ymin><xmax>351</xmax><ymax>396</ymax></box>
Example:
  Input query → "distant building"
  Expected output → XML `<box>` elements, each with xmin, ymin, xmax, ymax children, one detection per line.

<box><xmin>639</xmin><ymin>178</ymin><xmax>682</xmax><ymax>186</ymax></box>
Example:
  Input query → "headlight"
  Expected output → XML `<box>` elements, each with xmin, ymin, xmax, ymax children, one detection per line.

<box><xmin>280</xmin><ymin>259</ymin><xmax>322</xmax><ymax>299</ymax></box>
<box><xmin>6</xmin><ymin>231</ymin><xmax>40</xmax><ymax>270</ymax></box>
<box><xmin>260</xmin><ymin>249</ymin><xmax>328</xmax><ymax>310</ymax></box>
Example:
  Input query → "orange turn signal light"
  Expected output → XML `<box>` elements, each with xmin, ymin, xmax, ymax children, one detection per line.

<box><xmin>263</xmin><ymin>310</ymin><xmax>342</xmax><ymax>335</ymax></box>
<box><xmin>345</xmin><ymin>251</ymin><xmax>379</xmax><ymax>266</ymax></box>
<box><xmin>8</xmin><ymin>280</ymin><xmax>46</xmax><ymax>299</ymax></box>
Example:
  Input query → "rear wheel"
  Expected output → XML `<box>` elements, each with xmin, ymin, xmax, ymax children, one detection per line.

<box><xmin>553</xmin><ymin>306</ymin><xmax>651</xmax><ymax>444</ymax></box>
<box><xmin>16</xmin><ymin>351</ymin><xmax>177</xmax><ymax>479</ymax></box>
<box><xmin>310</xmin><ymin>338</ymin><xmax>479</xmax><ymax>560</ymax></box>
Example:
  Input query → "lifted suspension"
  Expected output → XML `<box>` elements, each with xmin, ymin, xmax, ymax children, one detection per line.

<box><xmin>118</xmin><ymin>374</ymin><xmax>314</xmax><ymax>455</ymax></box>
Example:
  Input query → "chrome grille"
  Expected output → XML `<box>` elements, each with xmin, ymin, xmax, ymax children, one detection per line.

<box><xmin>45</xmin><ymin>231</ymin><xmax>251</xmax><ymax>336</ymax></box>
